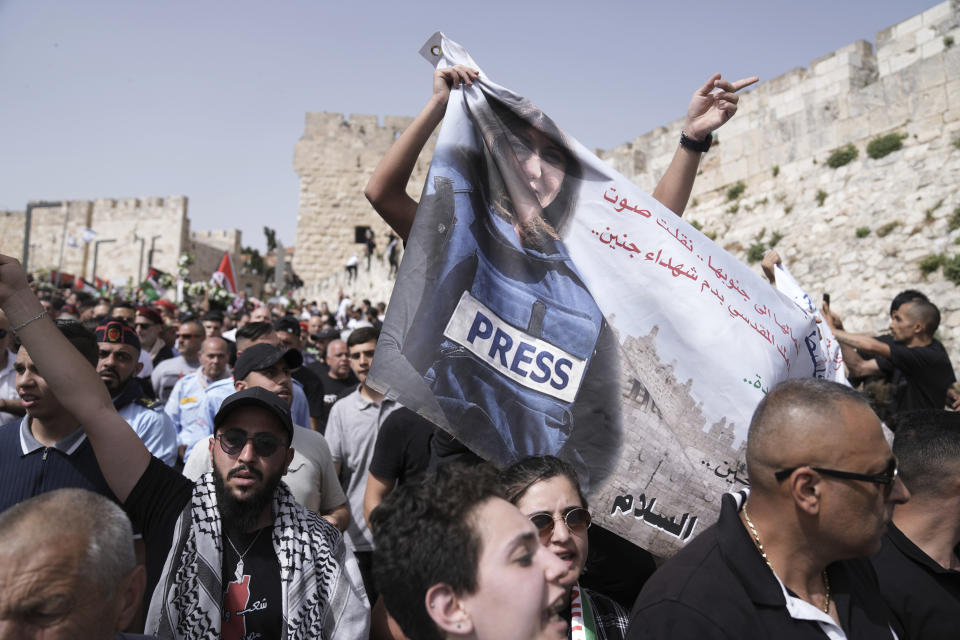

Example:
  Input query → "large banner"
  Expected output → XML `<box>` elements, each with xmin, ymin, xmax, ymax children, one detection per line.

<box><xmin>369</xmin><ymin>33</ymin><xmax>834</xmax><ymax>556</ymax></box>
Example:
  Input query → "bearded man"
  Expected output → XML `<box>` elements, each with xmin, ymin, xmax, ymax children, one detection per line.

<box><xmin>96</xmin><ymin>319</ymin><xmax>177</xmax><ymax>465</ymax></box>
<box><xmin>0</xmin><ymin>253</ymin><xmax>369</xmax><ymax>639</ymax></box>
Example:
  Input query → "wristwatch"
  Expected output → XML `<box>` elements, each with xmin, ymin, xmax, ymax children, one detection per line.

<box><xmin>680</xmin><ymin>130</ymin><xmax>712</xmax><ymax>153</ymax></box>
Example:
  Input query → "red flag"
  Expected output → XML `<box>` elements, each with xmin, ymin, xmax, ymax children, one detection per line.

<box><xmin>210</xmin><ymin>252</ymin><xmax>238</xmax><ymax>294</ymax></box>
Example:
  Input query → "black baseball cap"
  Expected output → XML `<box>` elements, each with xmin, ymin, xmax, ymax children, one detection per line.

<box><xmin>274</xmin><ymin>316</ymin><xmax>302</xmax><ymax>336</ymax></box>
<box><xmin>233</xmin><ymin>343</ymin><xmax>303</xmax><ymax>382</ymax></box>
<box><xmin>213</xmin><ymin>387</ymin><xmax>294</xmax><ymax>441</ymax></box>
<box><xmin>310</xmin><ymin>327</ymin><xmax>340</xmax><ymax>341</ymax></box>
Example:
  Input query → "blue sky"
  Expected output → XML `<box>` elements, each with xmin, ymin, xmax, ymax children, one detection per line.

<box><xmin>0</xmin><ymin>0</ymin><xmax>939</xmax><ymax>251</ymax></box>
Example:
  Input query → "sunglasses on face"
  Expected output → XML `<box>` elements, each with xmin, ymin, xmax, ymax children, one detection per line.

<box><xmin>529</xmin><ymin>507</ymin><xmax>591</xmax><ymax>542</ymax></box>
<box><xmin>0</xmin><ymin>329</ymin><xmax>6</xmax><ymax>338</ymax></box>
<box><xmin>177</xmin><ymin>333</ymin><xmax>202</xmax><ymax>339</ymax></box>
<box><xmin>774</xmin><ymin>457</ymin><xmax>899</xmax><ymax>495</ymax></box>
<box><xmin>135</xmin><ymin>322</ymin><xmax>156</xmax><ymax>330</ymax></box>
<box><xmin>216</xmin><ymin>429</ymin><xmax>284</xmax><ymax>457</ymax></box>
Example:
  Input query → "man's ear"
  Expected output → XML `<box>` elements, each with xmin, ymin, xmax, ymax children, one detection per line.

<box><xmin>425</xmin><ymin>583</ymin><xmax>473</xmax><ymax>636</ymax></box>
<box><xmin>114</xmin><ymin>564</ymin><xmax>146</xmax><ymax>632</ymax></box>
<box><xmin>789</xmin><ymin>468</ymin><xmax>822</xmax><ymax>516</ymax></box>
<box><xmin>135</xmin><ymin>361</ymin><xmax>143</xmax><ymax>376</ymax></box>
<box><xmin>234</xmin><ymin>379</ymin><xmax>246</xmax><ymax>392</ymax></box>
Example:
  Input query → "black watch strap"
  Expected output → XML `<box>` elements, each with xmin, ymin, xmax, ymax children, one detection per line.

<box><xmin>680</xmin><ymin>131</ymin><xmax>712</xmax><ymax>153</ymax></box>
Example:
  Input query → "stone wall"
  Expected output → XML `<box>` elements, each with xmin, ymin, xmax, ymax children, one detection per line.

<box><xmin>598</xmin><ymin>0</ymin><xmax>960</xmax><ymax>360</ymax></box>
<box><xmin>292</xmin><ymin>113</ymin><xmax>431</xmax><ymax>290</ymax></box>
<box><xmin>0</xmin><ymin>196</ymin><xmax>245</xmax><ymax>290</ymax></box>
<box><xmin>291</xmin><ymin>2</ymin><xmax>960</xmax><ymax>365</ymax></box>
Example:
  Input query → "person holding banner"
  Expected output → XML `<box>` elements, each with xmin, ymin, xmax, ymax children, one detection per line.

<box><xmin>365</xmin><ymin>63</ymin><xmax>756</xmax><ymax>488</ymax></box>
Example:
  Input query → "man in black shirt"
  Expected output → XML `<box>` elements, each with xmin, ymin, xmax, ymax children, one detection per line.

<box><xmin>872</xmin><ymin>410</ymin><xmax>960</xmax><ymax>639</ymax></box>
<box><xmin>628</xmin><ymin>379</ymin><xmax>909</xmax><ymax>638</ymax></box>
<box><xmin>0</xmin><ymin>254</ymin><xmax>369</xmax><ymax>640</ymax></box>
<box><xmin>824</xmin><ymin>298</ymin><xmax>955</xmax><ymax>417</ymax></box>
<box><xmin>309</xmin><ymin>339</ymin><xmax>358</xmax><ymax>433</ymax></box>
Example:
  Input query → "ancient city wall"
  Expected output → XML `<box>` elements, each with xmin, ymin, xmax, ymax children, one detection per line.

<box><xmin>0</xmin><ymin>196</ymin><xmax>244</xmax><ymax>289</ymax></box>
<box><xmin>292</xmin><ymin>113</ymin><xmax>431</xmax><ymax>288</ymax></box>
<box><xmin>292</xmin><ymin>1</ymin><xmax>960</xmax><ymax>364</ymax></box>
<box><xmin>599</xmin><ymin>1</ymin><xmax>960</xmax><ymax>357</ymax></box>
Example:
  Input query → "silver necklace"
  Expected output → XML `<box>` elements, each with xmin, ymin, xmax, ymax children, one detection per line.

<box><xmin>225</xmin><ymin>528</ymin><xmax>265</xmax><ymax>582</ymax></box>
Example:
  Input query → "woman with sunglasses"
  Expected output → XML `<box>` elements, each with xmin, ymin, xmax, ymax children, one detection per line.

<box><xmin>502</xmin><ymin>456</ymin><xmax>628</xmax><ymax>640</ymax></box>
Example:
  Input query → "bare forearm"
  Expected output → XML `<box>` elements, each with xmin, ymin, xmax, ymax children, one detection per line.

<box><xmin>3</xmin><ymin>289</ymin><xmax>150</xmax><ymax>500</ymax></box>
<box><xmin>0</xmin><ymin>397</ymin><xmax>25</xmax><ymax>417</ymax></box>
<box><xmin>833</xmin><ymin>329</ymin><xmax>891</xmax><ymax>358</ymax></box>
<box><xmin>322</xmin><ymin>503</ymin><xmax>350</xmax><ymax>532</ymax></box>
<box><xmin>364</xmin><ymin>96</ymin><xmax>446</xmax><ymax>241</ymax></box>
<box><xmin>652</xmin><ymin>145</ymin><xmax>703</xmax><ymax>216</ymax></box>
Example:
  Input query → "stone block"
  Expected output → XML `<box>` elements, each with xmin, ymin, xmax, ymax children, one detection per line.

<box><xmin>921</xmin><ymin>1</ymin><xmax>953</xmax><ymax>26</ymax></box>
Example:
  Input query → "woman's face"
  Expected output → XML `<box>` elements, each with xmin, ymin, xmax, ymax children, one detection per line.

<box><xmin>458</xmin><ymin>497</ymin><xmax>569</xmax><ymax>640</ymax></box>
<box><xmin>513</xmin><ymin>127</ymin><xmax>567</xmax><ymax>209</ymax></box>
<box><xmin>514</xmin><ymin>475</ymin><xmax>589</xmax><ymax>588</ymax></box>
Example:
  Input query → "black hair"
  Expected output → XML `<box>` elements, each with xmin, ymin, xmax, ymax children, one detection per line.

<box><xmin>110</xmin><ymin>301</ymin><xmax>135</xmax><ymax>313</ymax></box>
<box><xmin>347</xmin><ymin>326</ymin><xmax>379</xmax><ymax>348</ymax></box>
<box><xmin>892</xmin><ymin>410</ymin><xmax>960</xmax><ymax>495</ymax></box>
<box><xmin>902</xmin><ymin>299</ymin><xmax>940</xmax><ymax>335</ymax></box>
<box><xmin>371</xmin><ymin>464</ymin><xmax>503</xmax><ymax>640</ymax></box>
<box><xmin>54</xmin><ymin>319</ymin><xmax>99</xmax><ymax>367</ymax></box>
<box><xmin>889</xmin><ymin>289</ymin><xmax>928</xmax><ymax>315</ymax></box>
<box><xmin>202</xmin><ymin>310</ymin><xmax>224</xmax><ymax>323</ymax></box>
<box><xmin>501</xmin><ymin>455</ymin><xmax>588</xmax><ymax>509</ymax></box>
<box><xmin>236</xmin><ymin>321</ymin><xmax>274</xmax><ymax>343</ymax></box>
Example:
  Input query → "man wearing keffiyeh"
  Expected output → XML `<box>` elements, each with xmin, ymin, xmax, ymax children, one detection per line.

<box><xmin>0</xmin><ymin>254</ymin><xmax>370</xmax><ymax>640</ymax></box>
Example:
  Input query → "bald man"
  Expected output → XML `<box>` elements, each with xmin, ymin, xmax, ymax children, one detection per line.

<box><xmin>627</xmin><ymin>378</ymin><xmax>909</xmax><ymax>639</ymax></box>
<box><xmin>0</xmin><ymin>488</ymin><xmax>151</xmax><ymax>639</ymax></box>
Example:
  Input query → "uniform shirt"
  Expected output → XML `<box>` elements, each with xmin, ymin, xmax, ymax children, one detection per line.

<box><xmin>0</xmin><ymin>417</ymin><xmax>117</xmax><ymax>515</ymax></box>
<box><xmin>164</xmin><ymin>370</ymin><xmax>228</xmax><ymax>459</ymax></box>
<box><xmin>197</xmin><ymin>377</ymin><xmax>311</xmax><ymax>440</ymax></box>
<box><xmin>113</xmin><ymin>379</ymin><xmax>178</xmax><ymax>466</ymax></box>
<box><xmin>0</xmin><ymin>349</ymin><xmax>17</xmax><ymax>425</ymax></box>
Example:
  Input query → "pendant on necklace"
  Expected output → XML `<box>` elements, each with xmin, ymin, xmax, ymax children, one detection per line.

<box><xmin>235</xmin><ymin>558</ymin><xmax>245</xmax><ymax>582</ymax></box>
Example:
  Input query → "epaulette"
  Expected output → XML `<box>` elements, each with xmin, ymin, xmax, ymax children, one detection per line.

<box><xmin>135</xmin><ymin>397</ymin><xmax>162</xmax><ymax>410</ymax></box>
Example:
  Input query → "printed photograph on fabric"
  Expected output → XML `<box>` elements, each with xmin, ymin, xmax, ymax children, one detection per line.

<box><xmin>396</xmin><ymin>85</ymin><xmax>621</xmax><ymax>491</ymax></box>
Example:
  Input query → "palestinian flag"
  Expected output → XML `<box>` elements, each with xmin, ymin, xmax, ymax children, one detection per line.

<box><xmin>209</xmin><ymin>251</ymin><xmax>238</xmax><ymax>294</ymax></box>
<box><xmin>73</xmin><ymin>277</ymin><xmax>99</xmax><ymax>295</ymax></box>
<box><xmin>141</xmin><ymin>266</ymin><xmax>168</xmax><ymax>301</ymax></box>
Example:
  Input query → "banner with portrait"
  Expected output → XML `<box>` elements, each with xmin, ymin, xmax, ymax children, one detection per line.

<box><xmin>369</xmin><ymin>33</ymin><xmax>834</xmax><ymax>556</ymax></box>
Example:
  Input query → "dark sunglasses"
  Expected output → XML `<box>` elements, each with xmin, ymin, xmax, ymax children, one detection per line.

<box><xmin>135</xmin><ymin>322</ymin><xmax>156</xmax><ymax>329</ymax></box>
<box><xmin>177</xmin><ymin>332</ymin><xmax>202</xmax><ymax>339</ymax></box>
<box><xmin>529</xmin><ymin>507</ymin><xmax>592</xmax><ymax>541</ymax></box>
<box><xmin>216</xmin><ymin>429</ymin><xmax>284</xmax><ymax>457</ymax></box>
<box><xmin>0</xmin><ymin>328</ymin><xmax>6</xmax><ymax>338</ymax></box>
<box><xmin>774</xmin><ymin>457</ymin><xmax>899</xmax><ymax>494</ymax></box>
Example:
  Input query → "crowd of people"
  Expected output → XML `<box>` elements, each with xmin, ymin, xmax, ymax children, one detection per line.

<box><xmin>0</xmin><ymin>64</ymin><xmax>957</xmax><ymax>640</ymax></box>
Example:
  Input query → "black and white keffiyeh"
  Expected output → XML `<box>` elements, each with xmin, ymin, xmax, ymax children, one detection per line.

<box><xmin>145</xmin><ymin>472</ymin><xmax>369</xmax><ymax>639</ymax></box>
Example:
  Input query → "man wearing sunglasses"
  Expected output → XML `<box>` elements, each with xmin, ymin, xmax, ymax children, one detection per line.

<box><xmin>183</xmin><ymin>342</ymin><xmax>350</xmax><ymax>532</ymax></box>
<box><xmin>0</xmin><ymin>252</ymin><xmax>370</xmax><ymax>639</ymax></box>
<box><xmin>628</xmin><ymin>378</ymin><xmax>910</xmax><ymax>639</ymax></box>
<box><xmin>872</xmin><ymin>410</ymin><xmax>960</xmax><ymax>639</ymax></box>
